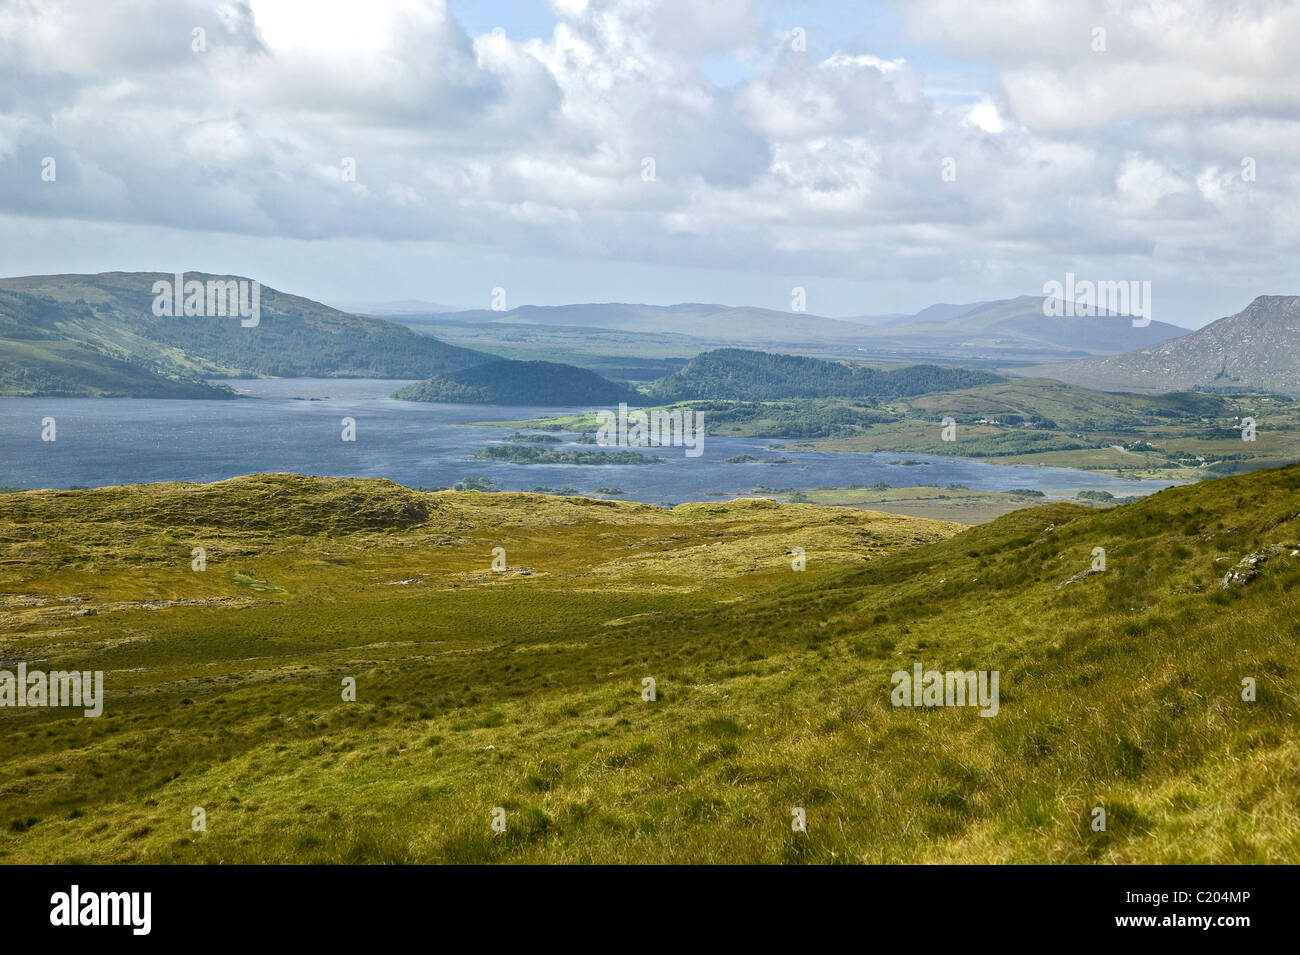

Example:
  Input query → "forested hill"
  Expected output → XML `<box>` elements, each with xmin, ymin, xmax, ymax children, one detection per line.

<box><xmin>649</xmin><ymin>348</ymin><xmax>1003</xmax><ymax>401</ymax></box>
<box><xmin>394</xmin><ymin>359</ymin><xmax>642</xmax><ymax>405</ymax></box>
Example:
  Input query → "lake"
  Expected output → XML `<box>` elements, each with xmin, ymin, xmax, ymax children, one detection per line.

<box><xmin>0</xmin><ymin>378</ymin><xmax>1180</xmax><ymax>504</ymax></box>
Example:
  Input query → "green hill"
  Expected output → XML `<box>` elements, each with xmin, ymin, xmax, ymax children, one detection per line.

<box><xmin>903</xmin><ymin>378</ymin><xmax>1231</xmax><ymax>430</ymax></box>
<box><xmin>0</xmin><ymin>334</ymin><xmax>237</xmax><ymax>399</ymax></box>
<box><xmin>1</xmin><ymin>465</ymin><xmax>1297</xmax><ymax>862</ymax></box>
<box><xmin>394</xmin><ymin>359</ymin><xmax>642</xmax><ymax>405</ymax></box>
<box><xmin>650</xmin><ymin>348</ymin><xmax>1003</xmax><ymax>401</ymax></box>
<box><xmin>0</xmin><ymin>273</ymin><xmax>493</xmax><ymax>397</ymax></box>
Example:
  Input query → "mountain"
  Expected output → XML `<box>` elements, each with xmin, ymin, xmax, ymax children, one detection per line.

<box><xmin>864</xmin><ymin>295</ymin><xmax>1186</xmax><ymax>359</ymax></box>
<box><xmin>393</xmin><ymin>359</ymin><xmax>642</xmax><ymax>405</ymax></box>
<box><xmin>439</xmin><ymin>302</ymin><xmax>884</xmax><ymax>343</ymax></box>
<box><xmin>432</xmin><ymin>296</ymin><xmax>1188</xmax><ymax>365</ymax></box>
<box><xmin>1021</xmin><ymin>296</ymin><xmax>1300</xmax><ymax>394</ymax></box>
<box><xmin>908</xmin><ymin>301</ymin><xmax>989</xmax><ymax>325</ymax></box>
<box><xmin>648</xmin><ymin>348</ymin><xmax>1003</xmax><ymax>401</ymax></box>
<box><xmin>0</xmin><ymin>272</ymin><xmax>493</xmax><ymax>397</ymax></box>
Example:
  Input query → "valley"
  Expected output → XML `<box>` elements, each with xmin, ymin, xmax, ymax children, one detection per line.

<box><xmin>5</xmin><ymin>0</ymin><xmax>1297</xmax><ymax>886</ymax></box>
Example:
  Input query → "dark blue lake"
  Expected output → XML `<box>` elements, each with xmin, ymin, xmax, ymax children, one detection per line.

<box><xmin>0</xmin><ymin>378</ymin><xmax>1180</xmax><ymax>505</ymax></box>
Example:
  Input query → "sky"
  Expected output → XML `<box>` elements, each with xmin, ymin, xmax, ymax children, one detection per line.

<box><xmin>3</xmin><ymin>0</ymin><xmax>1300</xmax><ymax>327</ymax></box>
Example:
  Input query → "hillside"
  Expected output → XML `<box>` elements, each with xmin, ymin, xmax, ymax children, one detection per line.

<box><xmin>0</xmin><ymin>272</ymin><xmax>493</xmax><ymax>397</ymax></box>
<box><xmin>1</xmin><ymin>467</ymin><xmax>1297</xmax><ymax>862</ymax></box>
<box><xmin>0</xmin><ymin>333</ymin><xmax>236</xmax><ymax>399</ymax></box>
<box><xmin>902</xmin><ymin>378</ymin><xmax>1230</xmax><ymax>430</ymax></box>
<box><xmin>1022</xmin><ymin>296</ymin><xmax>1300</xmax><ymax>394</ymax></box>
<box><xmin>907</xmin><ymin>301</ymin><xmax>990</xmax><ymax>325</ymax></box>
<box><xmin>393</xmin><ymin>359</ymin><xmax>642</xmax><ymax>405</ymax></box>
<box><xmin>649</xmin><ymin>349</ymin><xmax>1003</xmax><ymax>401</ymax></box>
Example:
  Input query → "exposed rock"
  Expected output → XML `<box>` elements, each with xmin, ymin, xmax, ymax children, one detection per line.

<box><xmin>1024</xmin><ymin>295</ymin><xmax>1300</xmax><ymax>394</ymax></box>
<box><xmin>1220</xmin><ymin>543</ymin><xmax>1296</xmax><ymax>587</ymax></box>
<box><xmin>1057</xmin><ymin>567</ymin><xmax>1103</xmax><ymax>589</ymax></box>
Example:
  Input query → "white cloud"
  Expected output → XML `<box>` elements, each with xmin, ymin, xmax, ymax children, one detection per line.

<box><xmin>965</xmin><ymin>99</ymin><xmax>1004</xmax><ymax>134</ymax></box>
<box><xmin>0</xmin><ymin>0</ymin><xmax>1298</xmax><ymax>311</ymax></box>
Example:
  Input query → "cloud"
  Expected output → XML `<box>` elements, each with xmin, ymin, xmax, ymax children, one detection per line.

<box><xmin>0</xmin><ymin>0</ymin><xmax>1298</xmax><ymax>313</ymax></box>
<box><xmin>902</xmin><ymin>0</ymin><xmax>1300</xmax><ymax>129</ymax></box>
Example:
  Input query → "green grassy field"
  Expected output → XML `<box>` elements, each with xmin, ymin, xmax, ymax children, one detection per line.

<box><xmin>1</xmin><ymin>469</ymin><xmax>1297</xmax><ymax>863</ymax></box>
<box><xmin>755</xmin><ymin>485</ymin><xmax>1063</xmax><ymax>524</ymax></box>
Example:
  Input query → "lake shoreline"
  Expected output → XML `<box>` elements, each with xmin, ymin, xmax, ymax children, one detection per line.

<box><xmin>0</xmin><ymin>379</ymin><xmax>1181</xmax><ymax>506</ymax></box>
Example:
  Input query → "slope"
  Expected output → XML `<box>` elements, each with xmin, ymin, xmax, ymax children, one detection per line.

<box><xmin>0</xmin><ymin>465</ymin><xmax>1297</xmax><ymax>862</ymax></box>
<box><xmin>649</xmin><ymin>348</ymin><xmax>1003</xmax><ymax>401</ymax></box>
<box><xmin>393</xmin><ymin>359</ymin><xmax>642</xmax><ymax>405</ymax></box>
<box><xmin>1022</xmin><ymin>295</ymin><xmax>1300</xmax><ymax>394</ymax></box>
<box><xmin>0</xmin><ymin>273</ymin><xmax>494</xmax><ymax>396</ymax></box>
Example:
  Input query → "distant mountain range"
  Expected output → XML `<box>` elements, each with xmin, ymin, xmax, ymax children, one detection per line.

<box><xmin>427</xmin><ymin>296</ymin><xmax>1187</xmax><ymax>364</ymax></box>
<box><xmin>854</xmin><ymin>296</ymin><xmax>1184</xmax><ymax>358</ymax></box>
<box><xmin>1023</xmin><ymin>296</ymin><xmax>1300</xmax><ymax>394</ymax></box>
<box><xmin>0</xmin><ymin>272</ymin><xmax>491</xmax><ymax>397</ymax></box>
<box><xmin>0</xmin><ymin>272</ymin><xmax>1255</xmax><ymax>400</ymax></box>
<box><xmin>908</xmin><ymin>301</ymin><xmax>991</xmax><ymax>325</ymax></box>
<box><xmin>438</xmin><ymin>302</ymin><xmax>880</xmax><ymax>343</ymax></box>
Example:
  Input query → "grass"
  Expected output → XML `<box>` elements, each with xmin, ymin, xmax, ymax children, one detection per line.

<box><xmin>0</xmin><ymin>468</ymin><xmax>1298</xmax><ymax>863</ymax></box>
<box><xmin>755</xmin><ymin>484</ymin><xmax>1059</xmax><ymax>524</ymax></box>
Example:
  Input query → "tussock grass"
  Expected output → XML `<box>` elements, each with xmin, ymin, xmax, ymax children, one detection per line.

<box><xmin>0</xmin><ymin>469</ymin><xmax>1297</xmax><ymax>863</ymax></box>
